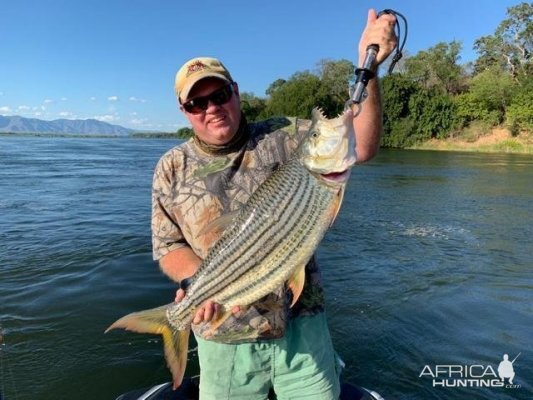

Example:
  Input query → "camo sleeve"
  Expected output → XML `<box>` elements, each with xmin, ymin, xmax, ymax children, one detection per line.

<box><xmin>151</xmin><ymin>149</ymin><xmax>187</xmax><ymax>261</ymax></box>
<box><xmin>283</xmin><ymin>117</ymin><xmax>311</xmax><ymax>156</ymax></box>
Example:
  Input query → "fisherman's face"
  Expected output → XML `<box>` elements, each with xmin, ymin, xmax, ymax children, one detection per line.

<box><xmin>181</xmin><ymin>78</ymin><xmax>241</xmax><ymax>146</ymax></box>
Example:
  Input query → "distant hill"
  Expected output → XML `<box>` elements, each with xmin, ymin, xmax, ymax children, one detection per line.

<box><xmin>0</xmin><ymin>115</ymin><xmax>133</xmax><ymax>136</ymax></box>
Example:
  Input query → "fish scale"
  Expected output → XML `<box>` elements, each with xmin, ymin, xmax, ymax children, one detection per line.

<box><xmin>209</xmin><ymin>162</ymin><xmax>333</xmax><ymax>306</ymax></box>
<box><xmin>168</xmin><ymin>158</ymin><xmax>335</xmax><ymax>329</ymax></box>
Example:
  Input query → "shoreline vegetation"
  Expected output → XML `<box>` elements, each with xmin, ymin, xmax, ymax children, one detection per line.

<box><xmin>409</xmin><ymin>127</ymin><xmax>532</xmax><ymax>154</ymax></box>
<box><xmin>2</xmin><ymin>126</ymin><xmax>532</xmax><ymax>154</ymax></box>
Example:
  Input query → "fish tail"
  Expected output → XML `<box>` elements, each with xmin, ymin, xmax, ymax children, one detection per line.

<box><xmin>105</xmin><ymin>305</ymin><xmax>190</xmax><ymax>389</ymax></box>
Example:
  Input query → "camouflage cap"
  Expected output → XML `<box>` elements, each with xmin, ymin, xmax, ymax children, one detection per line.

<box><xmin>175</xmin><ymin>57</ymin><xmax>233</xmax><ymax>103</ymax></box>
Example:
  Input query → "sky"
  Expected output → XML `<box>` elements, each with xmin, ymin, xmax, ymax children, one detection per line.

<box><xmin>0</xmin><ymin>0</ymin><xmax>521</xmax><ymax>132</ymax></box>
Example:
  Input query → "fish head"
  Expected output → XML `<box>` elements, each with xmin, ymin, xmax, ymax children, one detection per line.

<box><xmin>300</xmin><ymin>108</ymin><xmax>356</xmax><ymax>185</ymax></box>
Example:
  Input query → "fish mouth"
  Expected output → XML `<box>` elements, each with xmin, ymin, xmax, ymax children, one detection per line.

<box><xmin>320</xmin><ymin>169</ymin><xmax>350</xmax><ymax>183</ymax></box>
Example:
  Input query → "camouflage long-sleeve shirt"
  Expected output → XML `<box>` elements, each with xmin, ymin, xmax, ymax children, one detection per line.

<box><xmin>151</xmin><ymin>116</ymin><xmax>326</xmax><ymax>343</ymax></box>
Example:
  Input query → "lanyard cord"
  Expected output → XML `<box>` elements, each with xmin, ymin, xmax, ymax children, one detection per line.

<box><xmin>347</xmin><ymin>9</ymin><xmax>408</xmax><ymax>116</ymax></box>
<box><xmin>378</xmin><ymin>9</ymin><xmax>408</xmax><ymax>74</ymax></box>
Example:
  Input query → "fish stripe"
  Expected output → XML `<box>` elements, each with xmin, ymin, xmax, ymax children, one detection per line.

<box><xmin>169</xmin><ymin>159</ymin><xmax>335</xmax><ymax>328</ymax></box>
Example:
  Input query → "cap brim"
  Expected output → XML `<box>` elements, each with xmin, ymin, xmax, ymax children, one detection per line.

<box><xmin>179</xmin><ymin>73</ymin><xmax>231</xmax><ymax>102</ymax></box>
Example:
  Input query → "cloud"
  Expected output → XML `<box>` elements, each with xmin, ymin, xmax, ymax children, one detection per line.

<box><xmin>94</xmin><ymin>114</ymin><xmax>120</xmax><ymax>123</ymax></box>
<box><xmin>43</xmin><ymin>99</ymin><xmax>53</xmax><ymax>104</ymax></box>
<box><xmin>128</xmin><ymin>96</ymin><xmax>146</xmax><ymax>103</ymax></box>
<box><xmin>17</xmin><ymin>105</ymin><xmax>30</xmax><ymax>111</ymax></box>
<box><xmin>107</xmin><ymin>96</ymin><xmax>119</xmax><ymax>102</ymax></box>
<box><xmin>60</xmin><ymin>97</ymin><xmax>68</xmax><ymax>101</ymax></box>
<box><xmin>58</xmin><ymin>111</ymin><xmax>75</xmax><ymax>118</ymax></box>
<box><xmin>130</xmin><ymin>118</ymin><xmax>148</xmax><ymax>125</ymax></box>
<box><xmin>0</xmin><ymin>106</ymin><xmax>12</xmax><ymax>113</ymax></box>
<box><xmin>90</xmin><ymin>96</ymin><xmax>97</xmax><ymax>101</ymax></box>
<box><xmin>0</xmin><ymin>91</ymin><xmax>4</xmax><ymax>96</ymax></box>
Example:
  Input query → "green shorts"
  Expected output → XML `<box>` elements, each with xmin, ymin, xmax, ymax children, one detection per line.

<box><xmin>195</xmin><ymin>313</ymin><xmax>341</xmax><ymax>400</ymax></box>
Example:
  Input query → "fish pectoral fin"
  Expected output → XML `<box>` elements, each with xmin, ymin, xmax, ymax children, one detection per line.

<box><xmin>329</xmin><ymin>186</ymin><xmax>345</xmax><ymax>227</ymax></box>
<box><xmin>287</xmin><ymin>264</ymin><xmax>306</xmax><ymax>307</ymax></box>
<box><xmin>105</xmin><ymin>305</ymin><xmax>190</xmax><ymax>390</ymax></box>
<box><xmin>205</xmin><ymin>305</ymin><xmax>233</xmax><ymax>334</ymax></box>
<box><xmin>195</xmin><ymin>210</ymin><xmax>239</xmax><ymax>239</ymax></box>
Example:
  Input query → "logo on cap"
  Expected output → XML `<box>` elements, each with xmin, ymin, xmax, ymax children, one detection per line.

<box><xmin>186</xmin><ymin>61</ymin><xmax>207</xmax><ymax>77</ymax></box>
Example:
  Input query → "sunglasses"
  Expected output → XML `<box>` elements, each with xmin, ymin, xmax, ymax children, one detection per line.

<box><xmin>181</xmin><ymin>83</ymin><xmax>235</xmax><ymax>114</ymax></box>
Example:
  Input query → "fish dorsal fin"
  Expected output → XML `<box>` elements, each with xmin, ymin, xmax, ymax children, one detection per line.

<box><xmin>287</xmin><ymin>264</ymin><xmax>306</xmax><ymax>307</ymax></box>
<box><xmin>330</xmin><ymin>186</ymin><xmax>346</xmax><ymax>227</ymax></box>
<box><xmin>311</xmin><ymin>107</ymin><xmax>326</xmax><ymax>122</ymax></box>
<box><xmin>196</xmin><ymin>210</ymin><xmax>239</xmax><ymax>239</ymax></box>
<box><xmin>105</xmin><ymin>305</ymin><xmax>190</xmax><ymax>389</ymax></box>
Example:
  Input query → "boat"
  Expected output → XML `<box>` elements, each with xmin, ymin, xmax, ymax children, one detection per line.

<box><xmin>116</xmin><ymin>376</ymin><xmax>385</xmax><ymax>400</ymax></box>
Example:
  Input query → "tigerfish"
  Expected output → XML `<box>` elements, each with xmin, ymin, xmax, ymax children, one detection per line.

<box><xmin>106</xmin><ymin>108</ymin><xmax>357</xmax><ymax>389</ymax></box>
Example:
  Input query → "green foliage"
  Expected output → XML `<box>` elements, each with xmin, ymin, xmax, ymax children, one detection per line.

<box><xmin>383</xmin><ymin>117</ymin><xmax>417</xmax><ymax>148</ymax></box>
<box><xmin>404</xmin><ymin>41</ymin><xmax>466</xmax><ymax>95</ymax></box>
<box><xmin>265</xmin><ymin>79</ymin><xmax>287</xmax><ymax>97</ymax></box>
<box><xmin>262</xmin><ymin>59</ymin><xmax>354</xmax><ymax>119</ymax></box>
<box><xmin>474</xmin><ymin>2</ymin><xmax>532</xmax><ymax>77</ymax></box>
<box><xmin>455</xmin><ymin>93</ymin><xmax>502</xmax><ymax>127</ymax></box>
<box><xmin>494</xmin><ymin>139</ymin><xmax>526</xmax><ymax>152</ymax></box>
<box><xmin>408</xmin><ymin>89</ymin><xmax>459</xmax><ymax>140</ymax></box>
<box><xmin>381</xmin><ymin>74</ymin><xmax>419</xmax><ymax>131</ymax></box>
<box><xmin>455</xmin><ymin>68</ymin><xmax>516</xmax><ymax>126</ymax></box>
<box><xmin>240</xmin><ymin>92</ymin><xmax>267</xmax><ymax>122</ymax></box>
<box><xmin>264</xmin><ymin>71</ymin><xmax>324</xmax><ymax>119</ymax></box>
<box><xmin>381</xmin><ymin>74</ymin><xmax>459</xmax><ymax>147</ymax></box>
<box><xmin>459</xmin><ymin>120</ymin><xmax>494</xmax><ymax>142</ymax></box>
<box><xmin>315</xmin><ymin>59</ymin><xmax>355</xmax><ymax>117</ymax></box>
<box><xmin>176</xmin><ymin>127</ymin><xmax>194</xmax><ymax>138</ymax></box>
<box><xmin>506</xmin><ymin>75</ymin><xmax>533</xmax><ymax>133</ymax></box>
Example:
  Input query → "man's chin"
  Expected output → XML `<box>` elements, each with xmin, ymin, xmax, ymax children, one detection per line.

<box><xmin>210</xmin><ymin>127</ymin><xmax>236</xmax><ymax>143</ymax></box>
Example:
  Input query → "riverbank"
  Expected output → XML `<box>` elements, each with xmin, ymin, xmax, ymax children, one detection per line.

<box><xmin>409</xmin><ymin>127</ymin><xmax>533</xmax><ymax>154</ymax></box>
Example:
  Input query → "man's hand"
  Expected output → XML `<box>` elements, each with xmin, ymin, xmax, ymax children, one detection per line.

<box><xmin>359</xmin><ymin>9</ymin><xmax>398</xmax><ymax>68</ymax></box>
<box><xmin>175</xmin><ymin>289</ymin><xmax>241</xmax><ymax>324</ymax></box>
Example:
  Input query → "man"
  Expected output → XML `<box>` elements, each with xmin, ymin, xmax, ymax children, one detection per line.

<box><xmin>152</xmin><ymin>9</ymin><xmax>397</xmax><ymax>400</ymax></box>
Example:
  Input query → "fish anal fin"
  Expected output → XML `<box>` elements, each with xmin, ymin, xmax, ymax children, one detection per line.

<box><xmin>287</xmin><ymin>264</ymin><xmax>306</xmax><ymax>307</ymax></box>
<box><xmin>105</xmin><ymin>305</ymin><xmax>190</xmax><ymax>390</ymax></box>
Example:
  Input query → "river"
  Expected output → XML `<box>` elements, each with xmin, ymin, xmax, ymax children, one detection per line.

<box><xmin>0</xmin><ymin>137</ymin><xmax>531</xmax><ymax>399</ymax></box>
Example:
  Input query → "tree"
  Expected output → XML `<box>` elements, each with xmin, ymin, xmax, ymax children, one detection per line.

<box><xmin>315</xmin><ymin>59</ymin><xmax>355</xmax><ymax>116</ymax></box>
<box><xmin>239</xmin><ymin>92</ymin><xmax>267</xmax><ymax>122</ymax></box>
<box><xmin>265</xmin><ymin>72</ymin><xmax>323</xmax><ymax>119</ymax></box>
<box><xmin>265</xmin><ymin>79</ymin><xmax>287</xmax><ymax>97</ymax></box>
<box><xmin>404</xmin><ymin>41</ymin><xmax>466</xmax><ymax>95</ymax></box>
<box><xmin>176</xmin><ymin>127</ymin><xmax>194</xmax><ymax>138</ymax></box>
<box><xmin>408</xmin><ymin>89</ymin><xmax>459</xmax><ymax>140</ymax></box>
<box><xmin>381</xmin><ymin>73</ymin><xmax>420</xmax><ymax>146</ymax></box>
<box><xmin>455</xmin><ymin>68</ymin><xmax>516</xmax><ymax>126</ymax></box>
<box><xmin>506</xmin><ymin>74</ymin><xmax>533</xmax><ymax>133</ymax></box>
<box><xmin>381</xmin><ymin>74</ymin><xmax>459</xmax><ymax>147</ymax></box>
<box><xmin>474</xmin><ymin>2</ymin><xmax>532</xmax><ymax>77</ymax></box>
